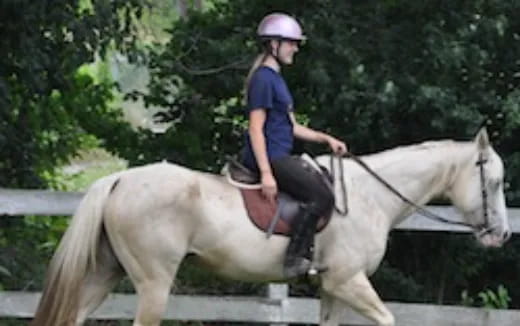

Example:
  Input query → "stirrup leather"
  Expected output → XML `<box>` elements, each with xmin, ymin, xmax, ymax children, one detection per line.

<box><xmin>224</xmin><ymin>157</ymin><xmax>261</xmax><ymax>189</ymax></box>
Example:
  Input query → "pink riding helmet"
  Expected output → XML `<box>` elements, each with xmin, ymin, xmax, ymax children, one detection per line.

<box><xmin>257</xmin><ymin>13</ymin><xmax>306</xmax><ymax>41</ymax></box>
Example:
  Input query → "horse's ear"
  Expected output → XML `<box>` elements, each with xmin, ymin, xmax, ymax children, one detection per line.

<box><xmin>475</xmin><ymin>127</ymin><xmax>490</xmax><ymax>150</ymax></box>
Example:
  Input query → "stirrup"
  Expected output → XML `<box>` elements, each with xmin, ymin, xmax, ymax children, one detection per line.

<box><xmin>284</xmin><ymin>258</ymin><xmax>328</xmax><ymax>278</ymax></box>
<box><xmin>307</xmin><ymin>263</ymin><xmax>328</xmax><ymax>276</ymax></box>
<box><xmin>284</xmin><ymin>257</ymin><xmax>312</xmax><ymax>278</ymax></box>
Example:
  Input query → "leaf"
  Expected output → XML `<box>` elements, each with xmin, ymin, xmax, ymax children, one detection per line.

<box><xmin>0</xmin><ymin>265</ymin><xmax>12</xmax><ymax>278</ymax></box>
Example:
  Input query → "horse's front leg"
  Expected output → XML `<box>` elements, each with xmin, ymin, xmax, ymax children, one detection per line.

<box><xmin>320</xmin><ymin>271</ymin><xmax>395</xmax><ymax>326</ymax></box>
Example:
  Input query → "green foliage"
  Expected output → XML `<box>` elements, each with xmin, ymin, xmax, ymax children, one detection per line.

<box><xmin>370</xmin><ymin>261</ymin><xmax>424</xmax><ymax>302</ymax></box>
<box><xmin>44</xmin><ymin>148</ymin><xmax>127</xmax><ymax>191</ymax></box>
<box><xmin>478</xmin><ymin>285</ymin><xmax>511</xmax><ymax>309</ymax></box>
<box><xmin>0</xmin><ymin>215</ymin><xmax>67</xmax><ymax>291</ymax></box>
<box><xmin>138</xmin><ymin>0</ymin><xmax>520</xmax><ymax>194</ymax></box>
<box><xmin>0</xmin><ymin>0</ymin><xmax>143</xmax><ymax>187</ymax></box>
<box><xmin>0</xmin><ymin>0</ymin><xmax>143</xmax><ymax>301</ymax></box>
<box><xmin>462</xmin><ymin>285</ymin><xmax>511</xmax><ymax>309</ymax></box>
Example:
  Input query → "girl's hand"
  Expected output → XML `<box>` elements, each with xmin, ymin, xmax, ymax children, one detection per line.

<box><xmin>261</xmin><ymin>172</ymin><xmax>278</xmax><ymax>205</ymax></box>
<box><xmin>327</xmin><ymin>136</ymin><xmax>348</xmax><ymax>155</ymax></box>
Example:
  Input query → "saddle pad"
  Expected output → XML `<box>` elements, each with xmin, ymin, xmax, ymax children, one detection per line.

<box><xmin>240</xmin><ymin>188</ymin><xmax>332</xmax><ymax>237</ymax></box>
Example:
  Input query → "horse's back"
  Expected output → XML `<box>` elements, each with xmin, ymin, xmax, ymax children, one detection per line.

<box><xmin>102</xmin><ymin>161</ymin><xmax>240</xmax><ymax>226</ymax></box>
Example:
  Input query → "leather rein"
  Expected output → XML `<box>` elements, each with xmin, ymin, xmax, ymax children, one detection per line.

<box><xmin>329</xmin><ymin>152</ymin><xmax>492</xmax><ymax>235</ymax></box>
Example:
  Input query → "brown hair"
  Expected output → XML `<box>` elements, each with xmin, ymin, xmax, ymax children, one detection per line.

<box><xmin>243</xmin><ymin>52</ymin><xmax>268</xmax><ymax>103</ymax></box>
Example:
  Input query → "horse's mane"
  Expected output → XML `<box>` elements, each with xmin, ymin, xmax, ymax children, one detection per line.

<box><xmin>358</xmin><ymin>139</ymin><xmax>460</xmax><ymax>169</ymax></box>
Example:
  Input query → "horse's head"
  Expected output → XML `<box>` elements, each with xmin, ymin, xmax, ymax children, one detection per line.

<box><xmin>449</xmin><ymin>128</ymin><xmax>510</xmax><ymax>247</ymax></box>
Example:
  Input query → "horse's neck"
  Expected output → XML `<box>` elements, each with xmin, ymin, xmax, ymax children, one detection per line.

<box><xmin>349</xmin><ymin>141</ymin><xmax>472</xmax><ymax>227</ymax></box>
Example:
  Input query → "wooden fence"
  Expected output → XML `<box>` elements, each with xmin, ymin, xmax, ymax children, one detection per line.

<box><xmin>2</xmin><ymin>188</ymin><xmax>519</xmax><ymax>232</ymax></box>
<box><xmin>1</xmin><ymin>286</ymin><xmax>519</xmax><ymax>325</ymax></box>
<box><xmin>1</xmin><ymin>188</ymin><xmax>520</xmax><ymax>325</ymax></box>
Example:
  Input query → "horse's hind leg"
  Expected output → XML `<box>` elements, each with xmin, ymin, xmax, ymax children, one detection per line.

<box><xmin>105</xmin><ymin>215</ymin><xmax>189</xmax><ymax>326</ymax></box>
<box><xmin>132</xmin><ymin>272</ymin><xmax>178</xmax><ymax>326</ymax></box>
<box><xmin>76</xmin><ymin>232</ymin><xmax>125</xmax><ymax>324</ymax></box>
<box><xmin>127</xmin><ymin>254</ymin><xmax>182</xmax><ymax>326</ymax></box>
<box><xmin>321</xmin><ymin>271</ymin><xmax>395</xmax><ymax>326</ymax></box>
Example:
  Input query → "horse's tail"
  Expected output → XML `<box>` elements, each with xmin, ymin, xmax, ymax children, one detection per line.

<box><xmin>31</xmin><ymin>174</ymin><xmax>121</xmax><ymax>326</ymax></box>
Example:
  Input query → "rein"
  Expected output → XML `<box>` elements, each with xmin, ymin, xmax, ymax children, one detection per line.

<box><xmin>332</xmin><ymin>152</ymin><xmax>490</xmax><ymax>233</ymax></box>
<box><xmin>329</xmin><ymin>155</ymin><xmax>349</xmax><ymax>216</ymax></box>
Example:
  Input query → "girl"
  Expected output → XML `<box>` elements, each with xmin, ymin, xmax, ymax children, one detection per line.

<box><xmin>242</xmin><ymin>13</ymin><xmax>347</xmax><ymax>277</ymax></box>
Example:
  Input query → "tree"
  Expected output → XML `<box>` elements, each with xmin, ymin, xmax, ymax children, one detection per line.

<box><xmin>0</xmin><ymin>0</ymin><xmax>144</xmax><ymax>294</ymax></box>
<box><xmin>0</xmin><ymin>0</ymin><xmax>143</xmax><ymax>188</ymax></box>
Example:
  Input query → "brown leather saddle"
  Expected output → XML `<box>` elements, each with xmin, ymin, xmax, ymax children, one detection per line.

<box><xmin>226</xmin><ymin>156</ymin><xmax>334</xmax><ymax>238</ymax></box>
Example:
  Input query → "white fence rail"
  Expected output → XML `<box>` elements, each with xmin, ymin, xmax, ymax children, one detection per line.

<box><xmin>1</xmin><ymin>189</ymin><xmax>520</xmax><ymax>324</ymax></box>
<box><xmin>1</xmin><ymin>188</ymin><xmax>520</xmax><ymax>233</ymax></box>
<box><xmin>1</xmin><ymin>288</ymin><xmax>519</xmax><ymax>325</ymax></box>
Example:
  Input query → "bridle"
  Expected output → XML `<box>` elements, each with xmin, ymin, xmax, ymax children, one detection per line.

<box><xmin>476</xmin><ymin>151</ymin><xmax>492</xmax><ymax>235</ymax></box>
<box><xmin>329</xmin><ymin>151</ymin><xmax>493</xmax><ymax>235</ymax></box>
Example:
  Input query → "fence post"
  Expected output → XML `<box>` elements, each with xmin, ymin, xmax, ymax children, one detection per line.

<box><xmin>268</xmin><ymin>283</ymin><xmax>289</xmax><ymax>326</ymax></box>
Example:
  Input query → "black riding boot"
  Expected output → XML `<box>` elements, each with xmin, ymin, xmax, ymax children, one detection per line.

<box><xmin>284</xmin><ymin>210</ymin><xmax>320</xmax><ymax>278</ymax></box>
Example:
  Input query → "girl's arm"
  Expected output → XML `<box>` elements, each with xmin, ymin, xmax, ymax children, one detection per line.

<box><xmin>290</xmin><ymin>112</ymin><xmax>347</xmax><ymax>154</ymax></box>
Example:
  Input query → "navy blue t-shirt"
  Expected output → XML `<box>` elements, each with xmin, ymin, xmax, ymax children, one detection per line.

<box><xmin>242</xmin><ymin>66</ymin><xmax>294</xmax><ymax>171</ymax></box>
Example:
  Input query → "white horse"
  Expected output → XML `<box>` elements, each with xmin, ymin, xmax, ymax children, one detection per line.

<box><xmin>32</xmin><ymin>128</ymin><xmax>510</xmax><ymax>326</ymax></box>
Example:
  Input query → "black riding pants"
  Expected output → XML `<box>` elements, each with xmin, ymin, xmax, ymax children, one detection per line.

<box><xmin>270</xmin><ymin>155</ymin><xmax>334</xmax><ymax>218</ymax></box>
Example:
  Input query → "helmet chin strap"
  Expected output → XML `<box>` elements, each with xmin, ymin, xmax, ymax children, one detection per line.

<box><xmin>274</xmin><ymin>40</ymin><xmax>284</xmax><ymax>65</ymax></box>
<box><xmin>262</xmin><ymin>39</ymin><xmax>284</xmax><ymax>67</ymax></box>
